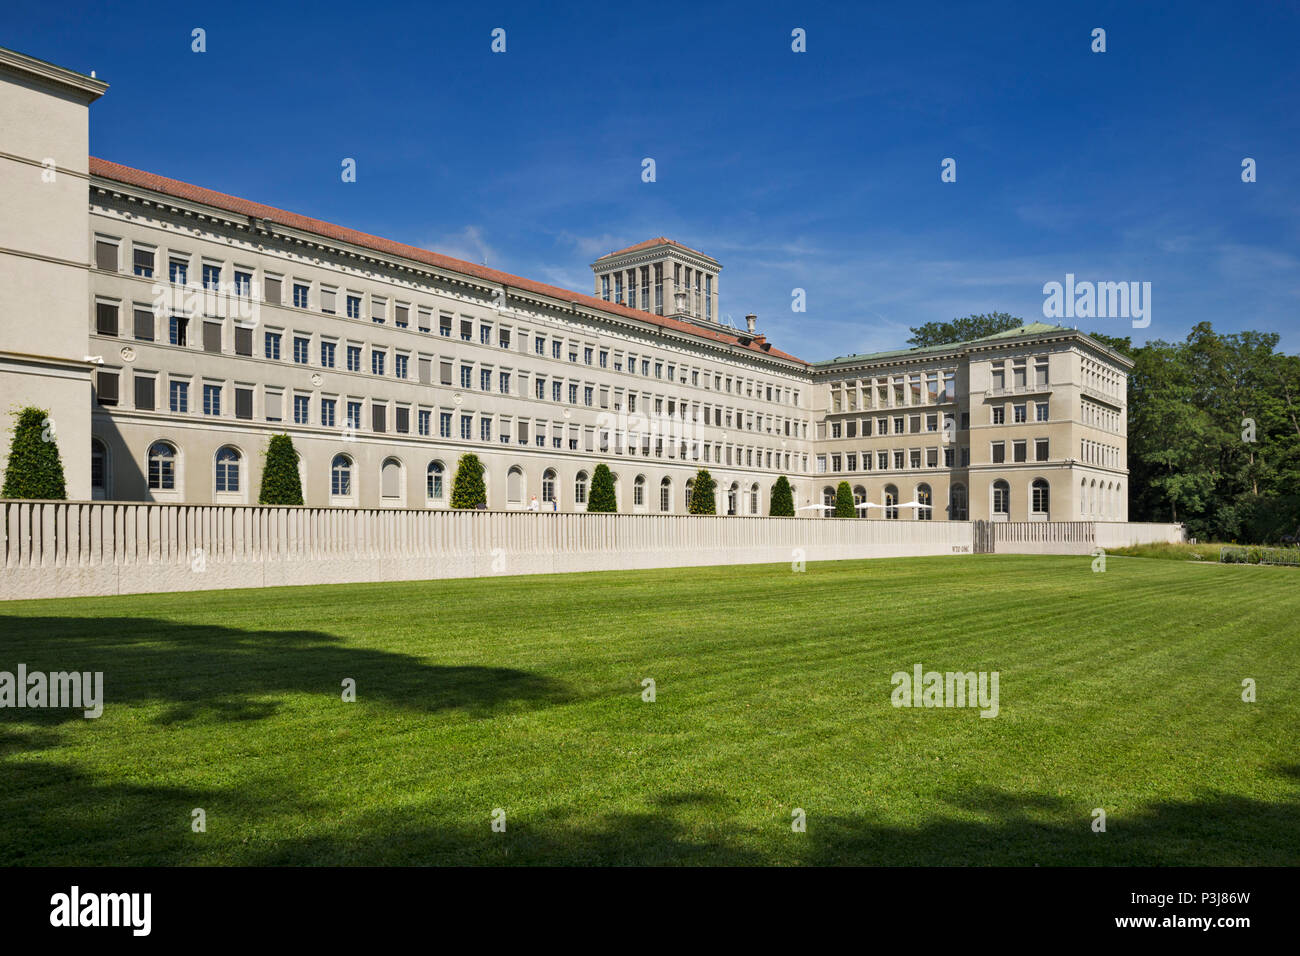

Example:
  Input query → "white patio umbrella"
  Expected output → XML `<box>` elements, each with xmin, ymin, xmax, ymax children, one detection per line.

<box><xmin>856</xmin><ymin>501</ymin><xmax>884</xmax><ymax>510</ymax></box>
<box><xmin>796</xmin><ymin>503</ymin><xmax>831</xmax><ymax>511</ymax></box>
<box><xmin>896</xmin><ymin>500</ymin><xmax>934</xmax><ymax>510</ymax></box>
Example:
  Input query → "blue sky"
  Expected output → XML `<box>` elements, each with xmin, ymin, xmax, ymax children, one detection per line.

<box><xmin>10</xmin><ymin>0</ymin><xmax>1299</xmax><ymax>359</ymax></box>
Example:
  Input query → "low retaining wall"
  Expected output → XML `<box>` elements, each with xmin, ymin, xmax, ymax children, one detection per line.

<box><xmin>990</xmin><ymin>521</ymin><xmax>1184</xmax><ymax>555</ymax></box>
<box><xmin>0</xmin><ymin>501</ymin><xmax>1185</xmax><ymax>600</ymax></box>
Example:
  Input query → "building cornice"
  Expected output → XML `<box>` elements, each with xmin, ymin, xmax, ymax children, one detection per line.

<box><xmin>0</xmin><ymin>46</ymin><xmax>107</xmax><ymax>101</ymax></box>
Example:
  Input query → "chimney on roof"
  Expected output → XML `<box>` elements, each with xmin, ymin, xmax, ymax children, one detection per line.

<box><xmin>744</xmin><ymin>313</ymin><xmax>757</xmax><ymax>334</ymax></box>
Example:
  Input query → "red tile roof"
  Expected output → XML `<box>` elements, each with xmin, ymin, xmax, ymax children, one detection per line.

<box><xmin>594</xmin><ymin>237</ymin><xmax>714</xmax><ymax>262</ymax></box>
<box><xmin>87</xmin><ymin>158</ymin><xmax>803</xmax><ymax>365</ymax></box>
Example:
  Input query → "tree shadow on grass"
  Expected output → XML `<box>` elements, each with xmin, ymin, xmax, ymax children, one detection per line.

<box><xmin>3</xmin><ymin>755</ymin><xmax>1298</xmax><ymax>865</ymax></box>
<box><xmin>0</xmin><ymin>616</ymin><xmax>573</xmax><ymax>727</ymax></box>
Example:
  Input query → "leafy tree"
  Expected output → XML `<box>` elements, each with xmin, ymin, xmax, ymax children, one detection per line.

<box><xmin>834</xmin><ymin>481</ymin><xmax>856</xmax><ymax>518</ymax></box>
<box><xmin>450</xmin><ymin>453</ymin><xmax>487</xmax><ymax>509</ymax></box>
<box><xmin>907</xmin><ymin>312</ymin><xmax>1023</xmax><ymax>349</ymax></box>
<box><xmin>587</xmin><ymin>463</ymin><xmax>617</xmax><ymax>512</ymax></box>
<box><xmin>1</xmin><ymin>406</ymin><xmax>67</xmax><ymax>500</ymax></box>
<box><xmin>769</xmin><ymin>475</ymin><xmax>794</xmax><ymax>516</ymax></box>
<box><xmin>258</xmin><ymin>434</ymin><xmax>303</xmax><ymax>505</ymax></box>
<box><xmin>689</xmin><ymin>468</ymin><xmax>717</xmax><ymax>515</ymax></box>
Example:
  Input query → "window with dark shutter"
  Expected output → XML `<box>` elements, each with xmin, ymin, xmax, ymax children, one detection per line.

<box><xmin>95</xmin><ymin>241</ymin><xmax>118</xmax><ymax>271</ymax></box>
<box><xmin>95</xmin><ymin>302</ymin><xmax>118</xmax><ymax>336</ymax></box>
<box><xmin>235</xmin><ymin>388</ymin><xmax>253</xmax><ymax>420</ymax></box>
<box><xmin>395</xmin><ymin>407</ymin><xmax>410</xmax><ymax>433</ymax></box>
<box><xmin>203</xmin><ymin>322</ymin><xmax>222</xmax><ymax>353</ymax></box>
<box><xmin>263</xmin><ymin>277</ymin><xmax>281</xmax><ymax>305</ymax></box>
<box><xmin>95</xmin><ymin>369</ymin><xmax>119</xmax><ymax>406</ymax></box>
<box><xmin>133</xmin><ymin>247</ymin><xmax>155</xmax><ymax>277</ymax></box>
<box><xmin>234</xmin><ymin>326</ymin><xmax>253</xmax><ymax>356</ymax></box>
<box><xmin>439</xmin><ymin>361</ymin><xmax>452</xmax><ymax>386</ymax></box>
<box><xmin>418</xmin><ymin>358</ymin><xmax>432</xmax><ymax>384</ymax></box>
<box><xmin>395</xmin><ymin>305</ymin><xmax>409</xmax><ymax>327</ymax></box>
<box><xmin>134</xmin><ymin>375</ymin><xmax>155</xmax><ymax>410</ymax></box>
<box><xmin>133</xmin><ymin>309</ymin><xmax>154</xmax><ymax>341</ymax></box>
<box><xmin>372</xmin><ymin>405</ymin><xmax>387</xmax><ymax>433</ymax></box>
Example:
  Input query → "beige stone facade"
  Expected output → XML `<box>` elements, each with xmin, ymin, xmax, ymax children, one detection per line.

<box><xmin>0</xmin><ymin>46</ymin><xmax>1130</xmax><ymax>521</ymax></box>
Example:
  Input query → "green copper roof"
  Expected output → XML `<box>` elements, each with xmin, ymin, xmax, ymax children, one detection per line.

<box><xmin>811</xmin><ymin>322</ymin><xmax>1073</xmax><ymax>367</ymax></box>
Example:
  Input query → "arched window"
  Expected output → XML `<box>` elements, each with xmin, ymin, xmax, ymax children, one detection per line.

<box><xmin>726</xmin><ymin>482</ymin><xmax>738</xmax><ymax>516</ymax></box>
<box><xmin>882</xmin><ymin>484</ymin><xmax>898</xmax><ymax>520</ymax></box>
<box><xmin>634</xmin><ymin>475</ymin><xmax>646</xmax><ymax>507</ymax></box>
<box><xmin>331</xmin><ymin>454</ymin><xmax>353</xmax><ymax>496</ymax></box>
<box><xmin>381</xmin><ymin>458</ymin><xmax>402</xmax><ymax>499</ymax></box>
<box><xmin>853</xmin><ymin>485</ymin><xmax>867</xmax><ymax>506</ymax></box>
<box><xmin>949</xmin><ymin>483</ymin><xmax>968</xmax><ymax>521</ymax></box>
<box><xmin>1114</xmin><ymin>483</ymin><xmax>1123</xmax><ymax>519</ymax></box>
<box><xmin>427</xmin><ymin>461</ymin><xmax>444</xmax><ymax>499</ymax></box>
<box><xmin>507</xmin><ymin>466</ymin><xmax>523</xmax><ymax>503</ymax></box>
<box><xmin>147</xmin><ymin>441</ymin><xmax>177</xmax><ymax>491</ymax></box>
<box><xmin>575</xmin><ymin>471</ymin><xmax>588</xmax><ymax>506</ymax></box>
<box><xmin>916</xmin><ymin>483</ymin><xmax>932</xmax><ymax>520</ymax></box>
<box><xmin>822</xmin><ymin>486</ymin><xmax>836</xmax><ymax>515</ymax></box>
<box><xmin>684</xmin><ymin>478</ymin><xmax>694</xmax><ymax>511</ymax></box>
<box><xmin>659</xmin><ymin>477</ymin><xmax>671</xmax><ymax>513</ymax></box>
<box><xmin>1031</xmin><ymin>478</ymin><xmax>1050</xmax><ymax>517</ymax></box>
<box><xmin>1081</xmin><ymin>477</ymin><xmax>1088</xmax><ymax>516</ymax></box>
<box><xmin>91</xmin><ymin>438</ymin><xmax>108</xmax><ymax>499</ymax></box>
<box><xmin>992</xmin><ymin>480</ymin><xmax>1010</xmax><ymax>517</ymax></box>
<box><xmin>750</xmin><ymin>483</ymin><xmax>759</xmax><ymax>515</ymax></box>
<box><xmin>542</xmin><ymin>469</ymin><xmax>556</xmax><ymax>504</ymax></box>
<box><xmin>215</xmin><ymin>446</ymin><xmax>241</xmax><ymax>493</ymax></box>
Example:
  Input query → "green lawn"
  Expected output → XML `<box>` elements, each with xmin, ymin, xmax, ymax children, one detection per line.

<box><xmin>1</xmin><ymin>554</ymin><xmax>1297</xmax><ymax>866</ymax></box>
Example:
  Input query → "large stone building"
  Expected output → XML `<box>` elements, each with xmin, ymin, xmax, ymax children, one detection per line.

<box><xmin>0</xmin><ymin>46</ymin><xmax>1130</xmax><ymax>522</ymax></box>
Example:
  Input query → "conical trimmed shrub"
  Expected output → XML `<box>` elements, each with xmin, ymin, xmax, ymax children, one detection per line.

<box><xmin>451</xmin><ymin>453</ymin><xmax>488</xmax><ymax>509</ymax></box>
<box><xmin>258</xmin><ymin>434</ymin><xmax>304</xmax><ymax>505</ymax></box>
<box><xmin>587</xmin><ymin>463</ymin><xmax>617</xmax><ymax>512</ymax></box>
<box><xmin>769</xmin><ymin>475</ymin><xmax>794</xmax><ymax>516</ymax></box>
<box><xmin>1</xmin><ymin>407</ymin><xmax>67</xmax><ymax>500</ymax></box>
<box><xmin>689</xmin><ymin>468</ymin><xmax>717</xmax><ymax>515</ymax></box>
<box><xmin>834</xmin><ymin>481</ymin><xmax>856</xmax><ymax>518</ymax></box>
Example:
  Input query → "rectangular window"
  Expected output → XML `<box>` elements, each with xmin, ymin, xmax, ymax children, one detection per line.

<box><xmin>203</xmin><ymin>321</ymin><xmax>222</xmax><ymax>353</ymax></box>
<box><xmin>395</xmin><ymin>406</ymin><xmax>409</xmax><ymax>434</ymax></box>
<box><xmin>95</xmin><ymin>240</ymin><xmax>119</xmax><ymax>272</ymax></box>
<box><xmin>265</xmin><ymin>332</ymin><xmax>281</xmax><ymax>360</ymax></box>
<box><xmin>395</xmin><ymin>304</ymin><xmax>409</xmax><ymax>328</ymax></box>
<box><xmin>347</xmin><ymin>401</ymin><xmax>362</xmax><ymax>430</ymax></box>
<box><xmin>395</xmin><ymin>354</ymin><xmax>408</xmax><ymax>379</ymax></box>
<box><xmin>347</xmin><ymin>346</ymin><xmax>361</xmax><ymax>372</ymax></box>
<box><xmin>460</xmin><ymin>415</ymin><xmax>472</xmax><ymax>440</ymax></box>
<box><xmin>204</xmin><ymin>383</ymin><xmax>222</xmax><ymax>416</ymax></box>
<box><xmin>372</xmin><ymin>350</ymin><xmax>386</xmax><ymax>376</ymax></box>
<box><xmin>1035</xmin><ymin>438</ymin><xmax>1049</xmax><ymax>462</ymax></box>
<box><xmin>440</xmin><ymin>316</ymin><xmax>452</xmax><ymax>337</ymax></box>
<box><xmin>321</xmin><ymin>288</ymin><xmax>337</xmax><ymax>314</ymax></box>
<box><xmin>263</xmin><ymin>275</ymin><xmax>281</xmax><ymax>304</ymax></box>
<box><xmin>294</xmin><ymin>336</ymin><xmax>310</xmax><ymax>364</ymax></box>
<box><xmin>95</xmin><ymin>301</ymin><xmax>119</xmax><ymax>336</ymax></box>
<box><xmin>991</xmin><ymin>441</ymin><xmax>1006</xmax><ymax>464</ymax></box>
<box><xmin>347</xmin><ymin>295</ymin><xmax>361</xmax><ymax>319</ymax></box>
<box><xmin>440</xmin><ymin>412</ymin><xmax>452</xmax><ymax>438</ymax></box>
<box><xmin>169</xmin><ymin>316</ymin><xmax>188</xmax><ymax>346</ymax></box>
<box><xmin>203</xmin><ymin>264</ymin><xmax>221</xmax><ymax>290</ymax></box>
<box><xmin>293</xmin><ymin>283</ymin><xmax>309</xmax><ymax>308</ymax></box>
<box><xmin>1035</xmin><ymin>402</ymin><xmax>1048</xmax><ymax>422</ymax></box>
<box><xmin>234</xmin><ymin>325</ymin><xmax>252</xmax><ymax>356</ymax></box>
<box><xmin>294</xmin><ymin>395</ymin><xmax>310</xmax><ymax>424</ymax></box>
<box><xmin>134</xmin><ymin>375</ymin><xmax>155</xmax><ymax>411</ymax></box>
<box><xmin>169</xmin><ymin>259</ymin><xmax>188</xmax><ymax>285</ymax></box>
<box><xmin>418</xmin><ymin>409</ymin><xmax>431</xmax><ymax>436</ymax></box>
<box><xmin>132</xmin><ymin>247</ymin><xmax>155</xmax><ymax>278</ymax></box>
<box><xmin>321</xmin><ymin>398</ymin><xmax>336</xmax><ymax>428</ymax></box>
<box><xmin>234</xmin><ymin>271</ymin><xmax>252</xmax><ymax>297</ymax></box>
<box><xmin>321</xmin><ymin>341</ymin><xmax>336</xmax><ymax>368</ymax></box>
<box><xmin>169</xmin><ymin>380</ymin><xmax>189</xmax><ymax>413</ymax></box>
